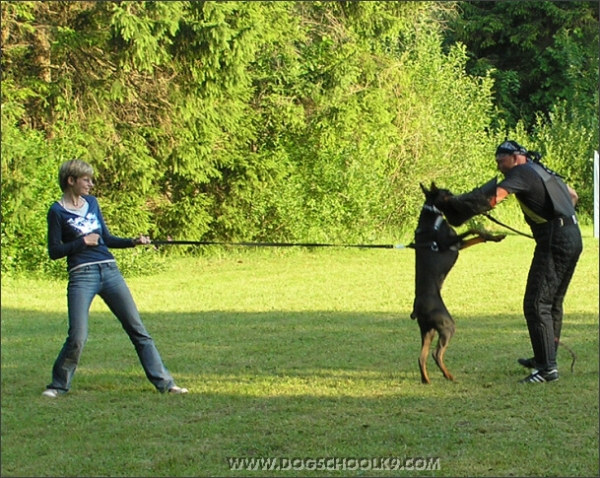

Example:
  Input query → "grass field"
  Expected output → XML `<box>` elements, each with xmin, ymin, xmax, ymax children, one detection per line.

<box><xmin>1</xmin><ymin>228</ymin><xmax>598</xmax><ymax>477</ymax></box>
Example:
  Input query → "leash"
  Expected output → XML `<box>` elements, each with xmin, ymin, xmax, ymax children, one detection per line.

<box><xmin>150</xmin><ymin>214</ymin><xmax>531</xmax><ymax>249</ymax></box>
<box><xmin>151</xmin><ymin>239</ymin><xmax>415</xmax><ymax>249</ymax></box>
<box><xmin>482</xmin><ymin>213</ymin><xmax>534</xmax><ymax>239</ymax></box>
<box><xmin>557</xmin><ymin>339</ymin><xmax>577</xmax><ymax>373</ymax></box>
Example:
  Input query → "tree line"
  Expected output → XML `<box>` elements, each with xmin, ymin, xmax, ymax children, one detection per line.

<box><xmin>1</xmin><ymin>1</ymin><xmax>598</xmax><ymax>277</ymax></box>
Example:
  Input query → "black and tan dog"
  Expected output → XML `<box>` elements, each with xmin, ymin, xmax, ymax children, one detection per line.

<box><xmin>410</xmin><ymin>182</ymin><xmax>505</xmax><ymax>384</ymax></box>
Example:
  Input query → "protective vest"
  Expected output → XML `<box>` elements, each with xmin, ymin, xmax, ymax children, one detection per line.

<box><xmin>518</xmin><ymin>162</ymin><xmax>575</xmax><ymax>224</ymax></box>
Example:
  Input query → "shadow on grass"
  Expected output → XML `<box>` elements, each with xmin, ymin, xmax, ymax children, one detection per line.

<box><xmin>2</xmin><ymin>308</ymin><xmax>598</xmax><ymax>477</ymax></box>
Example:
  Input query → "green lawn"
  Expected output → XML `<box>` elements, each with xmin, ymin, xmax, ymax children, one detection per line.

<box><xmin>1</xmin><ymin>228</ymin><xmax>598</xmax><ymax>477</ymax></box>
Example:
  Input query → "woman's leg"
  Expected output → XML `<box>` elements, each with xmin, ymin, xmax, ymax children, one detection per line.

<box><xmin>99</xmin><ymin>263</ymin><xmax>175</xmax><ymax>392</ymax></box>
<box><xmin>47</xmin><ymin>265</ymin><xmax>99</xmax><ymax>392</ymax></box>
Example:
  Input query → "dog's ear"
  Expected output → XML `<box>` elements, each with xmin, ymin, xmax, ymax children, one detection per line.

<box><xmin>420</xmin><ymin>183</ymin><xmax>429</xmax><ymax>195</ymax></box>
<box><xmin>430</xmin><ymin>181</ymin><xmax>438</xmax><ymax>192</ymax></box>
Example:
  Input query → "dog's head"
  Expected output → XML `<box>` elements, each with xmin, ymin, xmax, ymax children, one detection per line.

<box><xmin>419</xmin><ymin>182</ymin><xmax>454</xmax><ymax>209</ymax></box>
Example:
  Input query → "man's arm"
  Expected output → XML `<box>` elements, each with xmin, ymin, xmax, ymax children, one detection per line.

<box><xmin>490</xmin><ymin>187</ymin><xmax>510</xmax><ymax>207</ymax></box>
<box><xmin>567</xmin><ymin>185</ymin><xmax>578</xmax><ymax>206</ymax></box>
<box><xmin>437</xmin><ymin>178</ymin><xmax>497</xmax><ymax>227</ymax></box>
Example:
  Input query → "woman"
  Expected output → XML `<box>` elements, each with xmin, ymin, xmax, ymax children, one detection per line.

<box><xmin>42</xmin><ymin>159</ymin><xmax>187</xmax><ymax>397</ymax></box>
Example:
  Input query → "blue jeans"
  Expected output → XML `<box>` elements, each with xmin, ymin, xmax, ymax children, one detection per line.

<box><xmin>48</xmin><ymin>262</ymin><xmax>175</xmax><ymax>393</ymax></box>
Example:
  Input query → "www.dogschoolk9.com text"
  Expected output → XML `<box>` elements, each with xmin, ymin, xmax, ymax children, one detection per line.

<box><xmin>227</xmin><ymin>456</ymin><xmax>441</xmax><ymax>472</ymax></box>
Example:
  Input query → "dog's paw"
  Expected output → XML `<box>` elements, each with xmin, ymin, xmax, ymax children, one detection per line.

<box><xmin>482</xmin><ymin>232</ymin><xmax>506</xmax><ymax>242</ymax></box>
<box><xmin>490</xmin><ymin>234</ymin><xmax>507</xmax><ymax>242</ymax></box>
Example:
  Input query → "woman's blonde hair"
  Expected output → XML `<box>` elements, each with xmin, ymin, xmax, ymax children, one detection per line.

<box><xmin>58</xmin><ymin>159</ymin><xmax>94</xmax><ymax>192</ymax></box>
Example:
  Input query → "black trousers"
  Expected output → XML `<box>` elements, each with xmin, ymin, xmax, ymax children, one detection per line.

<box><xmin>524</xmin><ymin>223</ymin><xmax>582</xmax><ymax>371</ymax></box>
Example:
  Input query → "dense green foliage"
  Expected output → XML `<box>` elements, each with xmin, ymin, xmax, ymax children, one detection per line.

<box><xmin>1</xmin><ymin>1</ymin><xmax>598</xmax><ymax>277</ymax></box>
<box><xmin>445</xmin><ymin>1</ymin><xmax>599</xmax><ymax>130</ymax></box>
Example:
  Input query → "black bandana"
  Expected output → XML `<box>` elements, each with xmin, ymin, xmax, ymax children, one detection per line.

<box><xmin>496</xmin><ymin>140</ymin><xmax>562</xmax><ymax>178</ymax></box>
<box><xmin>495</xmin><ymin>140</ymin><xmax>527</xmax><ymax>156</ymax></box>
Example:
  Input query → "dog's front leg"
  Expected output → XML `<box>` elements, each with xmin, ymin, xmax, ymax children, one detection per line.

<box><xmin>459</xmin><ymin>236</ymin><xmax>487</xmax><ymax>249</ymax></box>
<box><xmin>459</xmin><ymin>229</ymin><xmax>506</xmax><ymax>250</ymax></box>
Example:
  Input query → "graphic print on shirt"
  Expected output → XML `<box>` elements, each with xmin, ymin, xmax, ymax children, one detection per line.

<box><xmin>67</xmin><ymin>213</ymin><xmax>101</xmax><ymax>237</ymax></box>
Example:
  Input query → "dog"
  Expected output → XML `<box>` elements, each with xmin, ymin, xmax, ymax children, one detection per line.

<box><xmin>410</xmin><ymin>182</ymin><xmax>506</xmax><ymax>384</ymax></box>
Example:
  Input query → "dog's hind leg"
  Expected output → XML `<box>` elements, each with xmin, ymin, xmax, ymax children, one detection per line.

<box><xmin>419</xmin><ymin>329</ymin><xmax>436</xmax><ymax>384</ymax></box>
<box><xmin>432</xmin><ymin>328</ymin><xmax>455</xmax><ymax>381</ymax></box>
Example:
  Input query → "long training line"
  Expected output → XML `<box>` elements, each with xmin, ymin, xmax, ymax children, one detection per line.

<box><xmin>150</xmin><ymin>240</ymin><xmax>413</xmax><ymax>249</ymax></box>
<box><xmin>149</xmin><ymin>213</ymin><xmax>532</xmax><ymax>249</ymax></box>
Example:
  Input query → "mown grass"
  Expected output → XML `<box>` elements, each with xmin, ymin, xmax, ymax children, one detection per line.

<box><xmin>1</xmin><ymin>227</ymin><xmax>598</xmax><ymax>477</ymax></box>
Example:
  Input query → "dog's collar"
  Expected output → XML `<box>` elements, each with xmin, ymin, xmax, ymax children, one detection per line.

<box><xmin>416</xmin><ymin>205</ymin><xmax>445</xmax><ymax>236</ymax></box>
<box><xmin>422</xmin><ymin>204</ymin><xmax>442</xmax><ymax>215</ymax></box>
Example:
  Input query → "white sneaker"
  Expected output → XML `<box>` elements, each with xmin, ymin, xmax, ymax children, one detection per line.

<box><xmin>42</xmin><ymin>389</ymin><xmax>60</xmax><ymax>398</ymax></box>
<box><xmin>168</xmin><ymin>386</ymin><xmax>188</xmax><ymax>394</ymax></box>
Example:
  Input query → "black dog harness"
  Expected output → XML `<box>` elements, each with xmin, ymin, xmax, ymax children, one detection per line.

<box><xmin>414</xmin><ymin>204</ymin><xmax>457</xmax><ymax>252</ymax></box>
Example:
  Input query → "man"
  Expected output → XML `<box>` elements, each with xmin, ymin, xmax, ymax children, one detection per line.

<box><xmin>440</xmin><ymin>140</ymin><xmax>582</xmax><ymax>383</ymax></box>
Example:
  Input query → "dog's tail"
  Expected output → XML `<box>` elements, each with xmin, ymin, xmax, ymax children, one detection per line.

<box><xmin>557</xmin><ymin>339</ymin><xmax>577</xmax><ymax>373</ymax></box>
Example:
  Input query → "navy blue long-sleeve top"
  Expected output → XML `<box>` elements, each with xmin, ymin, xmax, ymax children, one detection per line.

<box><xmin>47</xmin><ymin>195</ymin><xmax>135</xmax><ymax>272</ymax></box>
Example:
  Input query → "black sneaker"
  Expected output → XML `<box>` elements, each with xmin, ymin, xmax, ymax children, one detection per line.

<box><xmin>517</xmin><ymin>357</ymin><xmax>536</xmax><ymax>368</ymax></box>
<box><xmin>519</xmin><ymin>369</ymin><xmax>559</xmax><ymax>384</ymax></box>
